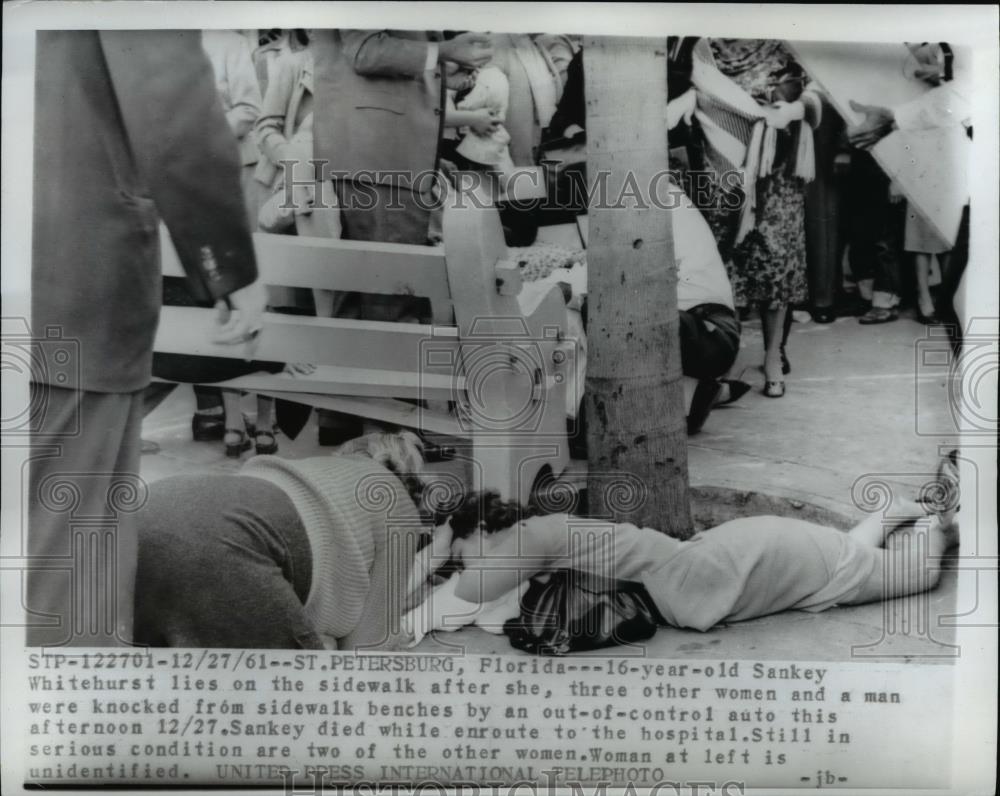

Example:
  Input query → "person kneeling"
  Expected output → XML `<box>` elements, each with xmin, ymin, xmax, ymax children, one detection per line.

<box><xmin>672</xmin><ymin>181</ymin><xmax>748</xmax><ymax>434</ymax></box>
<box><xmin>134</xmin><ymin>431</ymin><xmax>428</xmax><ymax>650</ymax></box>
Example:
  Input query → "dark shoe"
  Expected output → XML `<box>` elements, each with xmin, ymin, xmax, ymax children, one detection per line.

<box><xmin>763</xmin><ymin>380</ymin><xmax>785</xmax><ymax>398</ymax></box>
<box><xmin>687</xmin><ymin>379</ymin><xmax>722</xmax><ymax>435</ymax></box>
<box><xmin>254</xmin><ymin>430</ymin><xmax>278</xmax><ymax>456</ymax></box>
<box><xmin>837</xmin><ymin>293</ymin><xmax>869</xmax><ymax>317</ymax></box>
<box><xmin>224</xmin><ymin>429</ymin><xmax>252</xmax><ymax>458</ymax></box>
<box><xmin>191</xmin><ymin>412</ymin><xmax>225</xmax><ymax>442</ymax></box>
<box><xmin>917</xmin><ymin>310</ymin><xmax>941</xmax><ymax>325</ymax></box>
<box><xmin>780</xmin><ymin>346</ymin><xmax>791</xmax><ymax>376</ymax></box>
<box><xmin>717</xmin><ymin>379</ymin><xmax>751</xmax><ymax>406</ymax></box>
<box><xmin>811</xmin><ymin>307</ymin><xmax>836</xmax><ymax>324</ymax></box>
<box><xmin>858</xmin><ymin>307</ymin><xmax>899</xmax><ymax>325</ymax></box>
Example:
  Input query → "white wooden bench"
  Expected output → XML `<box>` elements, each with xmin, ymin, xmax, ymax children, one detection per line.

<box><xmin>153</xmin><ymin>192</ymin><xmax>575</xmax><ymax>500</ymax></box>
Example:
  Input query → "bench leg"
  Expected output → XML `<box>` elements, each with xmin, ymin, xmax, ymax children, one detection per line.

<box><xmin>471</xmin><ymin>436</ymin><xmax>520</xmax><ymax>501</ymax></box>
<box><xmin>469</xmin><ymin>437</ymin><xmax>567</xmax><ymax>505</ymax></box>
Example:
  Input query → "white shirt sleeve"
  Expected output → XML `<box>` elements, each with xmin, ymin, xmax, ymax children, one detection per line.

<box><xmin>424</xmin><ymin>42</ymin><xmax>439</xmax><ymax>72</ymax></box>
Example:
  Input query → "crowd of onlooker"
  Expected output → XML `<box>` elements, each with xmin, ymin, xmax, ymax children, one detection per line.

<box><xmin>150</xmin><ymin>31</ymin><xmax>972</xmax><ymax>451</ymax></box>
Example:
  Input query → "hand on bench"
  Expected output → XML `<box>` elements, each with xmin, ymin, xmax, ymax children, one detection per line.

<box><xmin>212</xmin><ymin>277</ymin><xmax>267</xmax><ymax>360</ymax></box>
<box><xmin>284</xmin><ymin>362</ymin><xmax>316</xmax><ymax>377</ymax></box>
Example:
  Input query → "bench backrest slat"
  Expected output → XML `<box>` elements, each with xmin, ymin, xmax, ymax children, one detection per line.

<box><xmin>161</xmin><ymin>229</ymin><xmax>453</xmax><ymax>322</ymax></box>
<box><xmin>155</xmin><ymin>306</ymin><xmax>458</xmax><ymax>376</ymax></box>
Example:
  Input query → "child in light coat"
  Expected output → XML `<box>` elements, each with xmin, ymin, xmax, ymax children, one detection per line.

<box><xmin>454</xmin><ymin>65</ymin><xmax>517</xmax><ymax>177</ymax></box>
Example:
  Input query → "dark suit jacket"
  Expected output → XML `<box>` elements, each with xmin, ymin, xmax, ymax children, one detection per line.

<box><xmin>32</xmin><ymin>30</ymin><xmax>258</xmax><ymax>393</ymax></box>
<box><xmin>312</xmin><ymin>30</ymin><xmax>444</xmax><ymax>192</ymax></box>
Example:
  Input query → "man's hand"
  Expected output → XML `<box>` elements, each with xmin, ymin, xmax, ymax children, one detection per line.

<box><xmin>213</xmin><ymin>278</ymin><xmax>267</xmax><ymax>360</ymax></box>
<box><xmin>285</xmin><ymin>362</ymin><xmax>316</xmax><ymax>376</ymax></box>
<box><xmin>847</xmin><ymin>100</ymin><xmax>895</xmax><ymax>149</ymax></box>
<box><xmin>467</xmin><ymin>108</ymin><xmax>501</xmax><ymax>136</ymax></box>
<box><xmin>439</xmin><ymin>32</ymin><xmax>493</xmax><ymax>70</ymax></box>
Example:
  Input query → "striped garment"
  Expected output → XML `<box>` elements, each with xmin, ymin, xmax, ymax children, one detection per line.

<box><xmin>691</xmin><ymin>44</ymin><xmax>819</xmax><ymax>244</ymax></box>
<box><xmin>242</xmin><ymin>453</ymin><xmax>424</xmax><ymax>647</ymax></box>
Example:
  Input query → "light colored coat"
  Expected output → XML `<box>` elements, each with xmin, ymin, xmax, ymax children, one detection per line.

<box><xmin>254</xmin><ymin>49</ymin><xmax>314</xmax><ymax>189</ymax></box>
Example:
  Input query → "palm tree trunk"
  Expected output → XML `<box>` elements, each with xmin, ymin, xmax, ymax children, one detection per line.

<box><xmin>583</xmin><ymin>36</ymin><xmax>692</xmax><ymax>538</ymax></box>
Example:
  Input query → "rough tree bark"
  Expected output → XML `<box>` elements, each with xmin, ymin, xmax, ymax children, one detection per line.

<box><xmin>583</xmin><ymin>36</ymin><xmax>692</xmax><ymax>538</ymax></box>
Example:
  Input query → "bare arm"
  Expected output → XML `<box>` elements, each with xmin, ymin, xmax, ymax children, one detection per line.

<box><xmin>446</xmin><ymin>107</ymin><xmax>500</xmax><ymax>134</ymax></box>
<box><xmin>453</xmin><ymin>515</ymin><xmax>568</xmax><ymax>604</ymax></box>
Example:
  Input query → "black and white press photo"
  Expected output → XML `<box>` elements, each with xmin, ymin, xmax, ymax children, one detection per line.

<box><xmin>1</xmin><ymin>3</ymin><xmax>996</xmax><ymax>795</ymax></box>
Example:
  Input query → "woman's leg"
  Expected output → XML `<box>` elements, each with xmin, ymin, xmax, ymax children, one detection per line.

<box><xmin>914</xmin><ymin>252</ymin><xmax>935</xmax><ymax>317</ymax></box>
<box><xmin>254</xmin><ymin>395</ymin><xmax>278</xmax><ymax>454</ymax></box>
<box><xmin>846</xmin><ymin>515</ymin><xmax>950</xmax><ymax>605</ymax></box>
<box><xmin>222</xmin><ymin>389</ymin><xmax>249</xmax><ymax>457</ymax></box>
<box><xmin>762</xmin><ymin>303</ymin><xmax>787</xmax><ymax>392</ymax></box>
<box><xmin>846</xmin><ymin>511</ymin><xmax>895</xmax><ymax>549</ymax></box>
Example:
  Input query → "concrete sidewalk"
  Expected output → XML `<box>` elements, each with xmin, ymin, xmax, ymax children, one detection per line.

<box><xmin>140</xmin><ymin>310</ymin><xmax>963</xmax><ymax>662</ymax></box>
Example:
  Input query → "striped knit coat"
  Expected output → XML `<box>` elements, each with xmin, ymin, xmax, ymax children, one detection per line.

<box><xmin>242</xmin><ymin>454</ymin><xmax>425</xmax><ymax>650</ymax></box>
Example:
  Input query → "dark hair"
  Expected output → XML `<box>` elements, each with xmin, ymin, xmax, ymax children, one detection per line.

<box><xmin>446</xmin><ymin>490</ymin><xmax>537</xmax><ymax>539</ymax></box>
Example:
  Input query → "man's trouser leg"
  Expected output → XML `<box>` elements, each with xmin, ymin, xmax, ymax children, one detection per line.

<box><xmin>849</xmin><ymin>152</ymin><xmax>901</xmax><ymax>309</ymax></box>
<box><xmin>316</xmin><ymin>181</ymin><xmax>434</xmax><ymax>441</ymax></box>
<box><xmin>679</xmin><ymin>304</ymin><xmax>741</xmax><ymax>381</ymax></box>
<box><xmin>26</xmin><ymin>385</ymin><xmax>143</xmax><ymax>646</ymax></box>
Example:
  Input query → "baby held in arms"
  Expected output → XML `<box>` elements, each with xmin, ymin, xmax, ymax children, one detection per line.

<box><xmin>402</xmin><ymin>452</ymin><xmax>960</xmax><ymax>646</ymax></box>
<box><xmin>454</xmin><ymin>65</ymin><xmax>517</xmax><ymax>177</ymax></box>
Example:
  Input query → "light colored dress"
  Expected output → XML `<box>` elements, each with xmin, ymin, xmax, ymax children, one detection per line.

<box><xmin>552</xmin><ymin>515</ymin><xmax>879</xmax><ymax>632</ymax></box>
<box><xmin>904</xmin><ymin>202</ymin><xmax>951</xmax><ymax>254</ymax></box>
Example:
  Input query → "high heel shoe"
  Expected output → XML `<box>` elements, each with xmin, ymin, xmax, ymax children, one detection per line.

<box><xmin>763</xmin><ymin>380</ymin><xmax>786</xmax><ymax>398</ymax></box>
<box><xmin>717</xmin><ymin>379</ymin><xmax>751</xmax><ymax>405</ymax></box>
<box><xmin>224</xmin><ymin>428</ymin><xmax>252</xmax><ymax>458</ymax></box>
<box><xmin>254</xmin><ymin>430</ymin><xmax>278</xmax><ymax>456</ymax></box>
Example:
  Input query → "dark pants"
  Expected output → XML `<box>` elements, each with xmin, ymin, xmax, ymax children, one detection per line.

<box><xmin>134</xmin><ymin>474</ymin><xmax>323</xmax><ymax>649</ymax></box>
<box><xmin>319</xmin><ymin>181</ymin><xmax>435</xmax><ymax>438</ymax></box>
<box><xmin>27</xmin><ymin>385</ymin><xmax>143</xmax><ymax>646</ymax></box>
<box><xmin>679</xmin><ymin>304</ymin><xmax>741</xmax><ymax>381</ymax></box>
<box><xmin>805</xmin><ymin>110</ymin><xmax>845</xmax><ymax>311</ymax></box>
<box><xmin>846</xmin><ymin>151</ymin><xmax>905</xmax><ymax>302</ymax></box>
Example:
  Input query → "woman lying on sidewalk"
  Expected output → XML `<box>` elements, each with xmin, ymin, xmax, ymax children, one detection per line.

<box><xmin>407</xmin><ymin>454</ymin><xmax>960</xmax><ymax>635</ymax></box>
